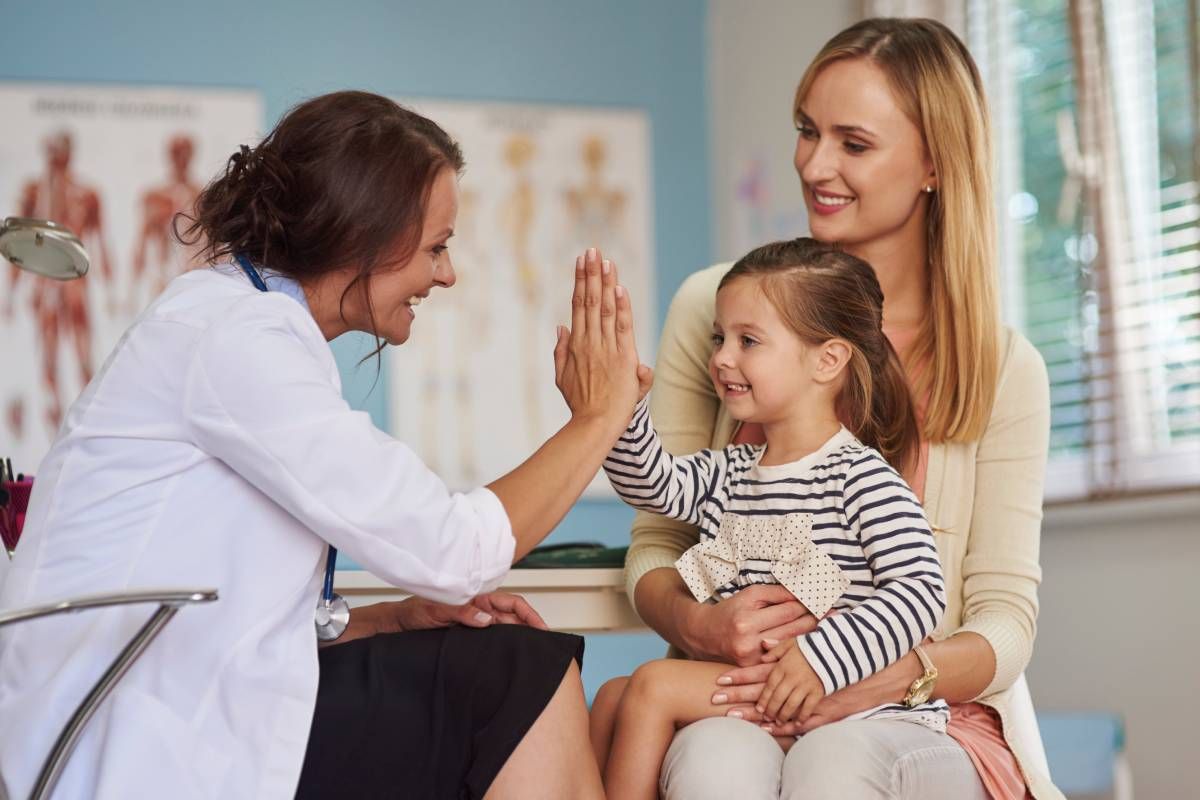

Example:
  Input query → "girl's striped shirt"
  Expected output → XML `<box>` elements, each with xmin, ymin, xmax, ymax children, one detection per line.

<box><xmin>605</xmin><ymin>399</ymin><xmax>950</xmax><ymax>730</ymax></box>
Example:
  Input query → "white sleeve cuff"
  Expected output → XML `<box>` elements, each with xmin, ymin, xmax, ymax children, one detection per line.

<box><xmin>466</xmin><ymin>486</ymin><xmax>516</xmax><ymax>596</ymax></box>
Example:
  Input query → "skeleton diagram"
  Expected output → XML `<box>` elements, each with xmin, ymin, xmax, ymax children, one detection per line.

<box><xmin>128</xmin><ymin>134</ymin><xmax>202</xmax><ymax>312</ymax></box>
<box><xmin>563</xmin><ymin>136</ymin><xmax>630</xmax><ymax>261</ymax></box>
<box><xmin>4</xmin><ymin>130</ymin><xmax>112</xmax><ymax>433</ymax></box>
<box><xmin>499</xmin><ymin>134</ymin><xmax>544</xmax><ymax>447</ymax></box>
<box><xmin>417</xmin><ymin>187</ymin><xmax>491</xmax><ymax>484</ymax></box>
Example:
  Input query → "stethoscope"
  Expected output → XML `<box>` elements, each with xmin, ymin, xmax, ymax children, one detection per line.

<box><xmin>234</xmin><ymin>254</ymin><xmax>350</xmax><ymax>642</ymax></box>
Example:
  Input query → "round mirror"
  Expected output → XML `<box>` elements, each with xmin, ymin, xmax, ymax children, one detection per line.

<box><xmin>0</xmin><ymin>217</ymin><xmax>90</xmax><ymax>280</ymax></box>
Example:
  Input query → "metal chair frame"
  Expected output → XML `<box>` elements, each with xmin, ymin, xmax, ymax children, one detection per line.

<box><xmin>0</xmin><ymin>588</ymin><xmax>218</xmax><ymax>800</ymax></box>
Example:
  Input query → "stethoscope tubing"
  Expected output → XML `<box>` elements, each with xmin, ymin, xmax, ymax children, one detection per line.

<box><xmin>233</xmin><ymin>254</ymin><xmax>345</xmax><ymax>638</ymax></box>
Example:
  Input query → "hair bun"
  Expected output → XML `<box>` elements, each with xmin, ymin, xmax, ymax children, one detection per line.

<box><xmin>229</xmin><ymin>144</ymin><xmax>257</xmax><ymax>180</ymax></box>
<box><xmin>254</xmin><ymin>147</ymin><xmax>293</xmax><ymax>196</ymax></box>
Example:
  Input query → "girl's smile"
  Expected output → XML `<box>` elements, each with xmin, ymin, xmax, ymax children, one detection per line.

<box><xmin>708</xmin><ymin>277</ymin><xmax>813</xmax><ymax>427</ymax></box>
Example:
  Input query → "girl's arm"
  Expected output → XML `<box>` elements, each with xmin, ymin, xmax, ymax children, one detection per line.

<box><xmin>603</xmin><ymin>398</ymin><xmax>734</xmax><ymax>527</ymax></box>
<box><xmin>623</xmin><ymin>265</ymin><xmax>816</xmax><ymax>663</ymax></box>
<box><xmin>791</xmin><ymin>338</ymin><xmax>1048</xmax><ymax>721</ymax></box>
<box><xmin>624</xmin><ymin>266</ymin><xmax>723</xmax><ymax>622</ymax></box>
<box><xmin>819</xmin><ymin>333</ymin><xmax>1049</xmax><ymax>708</ymax></box>
<box><xmin>796</xmin><ymin>452</ymin><xmax>947</xmax><ymax>695</ymax></box>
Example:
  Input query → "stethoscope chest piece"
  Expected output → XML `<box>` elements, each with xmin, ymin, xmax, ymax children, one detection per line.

<box><xmin>313</xmin><ymin>543</ymin><xmax>347</xmax><ymax>641</ymax></box>
<box><xmin>315</xmin><ymin>593</ymin><xmax>350</xmax><ymax>641</ymax></box>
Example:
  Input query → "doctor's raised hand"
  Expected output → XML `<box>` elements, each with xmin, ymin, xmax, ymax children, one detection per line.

<box><xmin>553</xmin><ymin>248</ymin><xmax>652</xmax><ymax>423</ymax></box>
<box><xmin>485</xmin><ymin>247</ymin><xmax>649</xmax><ymax>560</ymax></box>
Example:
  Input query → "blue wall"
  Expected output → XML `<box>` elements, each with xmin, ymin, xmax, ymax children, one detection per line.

<box><xmin>1</xmin><ymin>0</ymin><xmax>712</xmax><ymax>698</ymax></box>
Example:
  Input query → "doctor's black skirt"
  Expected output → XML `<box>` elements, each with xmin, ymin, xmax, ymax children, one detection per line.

<box><xmin>295</xmin><ymin>623</ymin><xmax>584</xmax><ymax>800</ymax></box>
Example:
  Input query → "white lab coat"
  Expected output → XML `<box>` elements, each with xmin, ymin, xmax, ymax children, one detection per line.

<box><xmin>0</xmin><ymin>266</ymin><xmax>516</xmax><ymax>798</ymax></box>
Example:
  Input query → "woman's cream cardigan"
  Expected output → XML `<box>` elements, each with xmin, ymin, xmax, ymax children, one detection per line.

<box><xmin>625</xmin><ymin>263</ymin><xmax>1064</xmax><ymax>800</ymax></box>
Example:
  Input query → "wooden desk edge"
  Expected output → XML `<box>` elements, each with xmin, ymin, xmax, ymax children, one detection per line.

<box><xmin>335</xmin><ymin>567</ymin><xmax>646</xmax><ymax>633</ymax></box>
<box><xmin>336</xmin><ymin>567</ymin><xmax>627</xmax><ymax>591</ymax></box>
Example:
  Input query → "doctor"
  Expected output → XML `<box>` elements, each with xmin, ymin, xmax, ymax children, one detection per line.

<box><xmin>0</xmin><ymin>91</ymin><xmax>646</xmax><ymax>799</ymax></box>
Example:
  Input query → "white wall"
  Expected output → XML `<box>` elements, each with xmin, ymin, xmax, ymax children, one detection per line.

<box><xmin>708</xmin><ymin>0</ymin><xmax>855</xmax><ymax>262</ymax></box>
<box><xmin>1029</xmin><ymin>494</ymin><xmax>1200</xmax><ymax>800</ymax></box>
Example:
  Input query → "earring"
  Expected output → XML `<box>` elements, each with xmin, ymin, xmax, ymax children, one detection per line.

<box><xmin>923</xmin><ymin>185</ymin><xmax>934</xmax><ymax>193</ymax></box>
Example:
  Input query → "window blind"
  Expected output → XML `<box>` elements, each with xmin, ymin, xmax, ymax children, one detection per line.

<box><xmin>965</xmin><ymin>0</ymin><xmax>1200</xmax><ymax>500</ymax></box>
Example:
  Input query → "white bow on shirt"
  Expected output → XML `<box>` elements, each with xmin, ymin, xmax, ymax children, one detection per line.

<box><xmin>674</xmin><ymin>512</ymin><xmax>850</xmax><ymax>617</ymax></box>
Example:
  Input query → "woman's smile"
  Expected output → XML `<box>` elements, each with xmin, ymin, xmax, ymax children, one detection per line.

<box><xmin>808</xmin><ymin>187</ymin><xmax>856</xmax><ymax>215</ymax></box>
<box><xmin>403</xmin><ymin>293</ymin><xmax>427</xmax><ymax>319</ymax></box>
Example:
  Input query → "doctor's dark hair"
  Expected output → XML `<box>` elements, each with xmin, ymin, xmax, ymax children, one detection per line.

<box><xmin>178</xmin><ymin>90</ymin><xmax>463</xmax><ymax>356</ymax></box>
<box><xmin>718</xmin><ymin>238</ymin><xmax>919</xmax><ymax>473</ymax></box>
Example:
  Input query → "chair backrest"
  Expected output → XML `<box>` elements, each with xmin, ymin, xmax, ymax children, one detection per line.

<box><xmin>0</xmin><ymin>589</ymin><xmax>218</xmax><ymax>800</ymax></box>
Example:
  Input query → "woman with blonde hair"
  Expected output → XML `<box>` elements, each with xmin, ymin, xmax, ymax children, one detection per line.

<box><xmin>624</xmin><ymin>18</ymin><xmax>1062</xmax><ymax>799</ymax></box>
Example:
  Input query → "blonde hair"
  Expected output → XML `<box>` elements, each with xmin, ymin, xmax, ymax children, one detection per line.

<box><xmin>720</xmin><ymin>238</ymin><xmax>920</xmax><ymax>473</ymax></box>
<box><xmin>794</xmin><ymin>18</ymin><xmax>1000</xmax><ymax>443</ymax></box>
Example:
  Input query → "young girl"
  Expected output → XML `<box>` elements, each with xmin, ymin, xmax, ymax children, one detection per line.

<box><xmin>592</xmin><ymin>238</ymin><xmax>948</xmax><ymax>798</ymax></box>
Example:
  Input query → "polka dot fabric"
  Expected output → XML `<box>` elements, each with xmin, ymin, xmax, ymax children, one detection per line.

<box><xmin>674</xmin><ymin>512</ymin><xmax>850</xmax><ymax>616</ymax></box>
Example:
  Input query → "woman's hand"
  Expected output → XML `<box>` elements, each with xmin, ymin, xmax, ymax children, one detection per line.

<box><xmin>553</xmin><ymin>248</ymin><xmax>649</xmax><ymax>426</ymax></box>
<box><xmin>350</xmin><ymin>592</ymin><xmax>549</xmax><ymax>640</ymax></box>
<box><xmin>681</xmin><ymin>584</ymin><xmax>817</xmax><ymax>666</ymax></box>
<box><xmin>717</xmin><ymin>678</ymin><xmax>880</xmax><ymax>736</ymax></box>
<box><xmin>712</xmin><ymin>642</ymin><xmax>925</xmax><ymax>735</ymax></box>
<box><xmin>394</xmin><ymin>592</ymin><xmax>548</xmax><ymax>631</ymax></box>
<box><xmin>467</xmin><ymin>592</ymin><xmax>549</xmax><ymax>629</ymax></box>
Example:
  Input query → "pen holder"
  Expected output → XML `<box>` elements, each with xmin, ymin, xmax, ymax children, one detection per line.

<box><xmin>1</xmin><ymin>478</ymin><xmax>33</xmax><ymax>556</ymax></box>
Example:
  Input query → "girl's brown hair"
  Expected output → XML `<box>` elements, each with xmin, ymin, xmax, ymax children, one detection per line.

<box><xmin>794</xmin><ymin>18</ymin><xmax>1000</xmax><ymax>443</ymax></box>
<box><xmin>178</xmin><ymin>90</ymin><xmax>464</xmax><ymax>353</ymax></box>
<box><xmin>720</xmin><ymin>237</ymin><xmax>919</xmax><ymax>472</ymax></box>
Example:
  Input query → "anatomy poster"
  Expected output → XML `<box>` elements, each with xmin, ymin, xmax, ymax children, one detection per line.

<box><xmin>387</xmin><ymin>99</ymin><xmax>655</xmax><ymax>495</ymax></box>
<box><xmin>0</xmin><ymin>83</ymin><xmax>261</xmax><ymax>473</ymax></box>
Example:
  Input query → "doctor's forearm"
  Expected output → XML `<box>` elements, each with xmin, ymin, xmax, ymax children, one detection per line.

<box><xmin>487</xmin><ymin>413</ymin><xmax>624</xmax><ymax>561</ymax></box>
